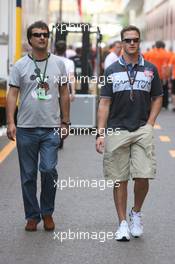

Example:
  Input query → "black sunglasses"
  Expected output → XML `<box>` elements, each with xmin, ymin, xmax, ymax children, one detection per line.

<box><xmin>31</xmin><ymin>32</ymin><xmax>49</xmax><ymax>38</ymax></box>
<box><xmin>122</xmin><ymin>38</ymin><xmax>140</xmax><ymax>43</ymax></box>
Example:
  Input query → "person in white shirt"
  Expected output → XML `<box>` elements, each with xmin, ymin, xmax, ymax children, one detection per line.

<box><xmin>55</xmin><ymin>41</ymin><xmax>76</xmax><ymax>102</ymax></box>
<box><xmin>104</xmin><ymin>41</ymin><xmax>122</xmax><ymax>70</ymax></box>
<box><xmin>55</xmin><ymin>40</ymin><xmax>76</xmax><ymax>149</ymax></box>
<box><xmin>66</xmin><ymin>45</ymin><xmax>76</xmax><ymax>58</ymax></box>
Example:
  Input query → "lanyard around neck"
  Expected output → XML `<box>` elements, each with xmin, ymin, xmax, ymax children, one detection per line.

<box><xmin>125</xmin><ymin>64</ymin><xmax>138</xmax><ymax>102</ymax></box>
<box><xmin>32</xmin><ymin>54</ymin><xmax>48</xmax><ymax>83</ymax></box>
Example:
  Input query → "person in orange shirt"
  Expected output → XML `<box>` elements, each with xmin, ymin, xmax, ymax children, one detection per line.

<box><xmin>143</xmin><ymin>45</ymin><xmax>156</xmax><ymax>62</ymax></box>
<box><xmin>147</xmin><ymin>41</ymin><xmax>171</xmax><ymax>109</ymax></box>
<box><xmin>143</xmin><ymin>48</ymin><xmax>150</xmax><ymax>61</ymax></box>
<box><xmin>169</xmin><ymin>52</ymin><xmax>175</xmax><ymax>111</ymax></box>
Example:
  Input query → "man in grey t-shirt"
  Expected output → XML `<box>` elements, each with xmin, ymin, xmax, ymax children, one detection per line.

<box><xmin>6</xmin><ymin>21</ymin><xmax>70</xmax><ymax>231</ymax></box>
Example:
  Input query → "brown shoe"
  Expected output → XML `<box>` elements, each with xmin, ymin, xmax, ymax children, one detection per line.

<box><xmin>43</xmin><ymin>215</ymin><xmax>55</xmax><ymax>231</ymax></box>
<box><xmin>25</xmin><ymin>219</ymin><xmax>38</xmax><ymax>231</ymax></box>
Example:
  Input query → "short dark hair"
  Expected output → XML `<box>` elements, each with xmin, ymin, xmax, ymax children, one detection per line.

<box><xmin>27</xmin><ymin>21</ymin><xmax>49</xmax><ymax>46</ymax></box>
<box><xmin>155</xmin><ymin>40</ymin><xmax>165</xmax><ymax>49</ymax></box>
<box><xmin>55</xmin><ymin>40</ymin><xmax>67</xmax><ymax>55</ymax></box>
<box><xmin>75</xmin><ymin>47</ymin><xmax>82</xmax><ymax>55</ymax></box>
<box><xmin>120</xmin><ymin>25</ymin><xmax>140</xmax><ymax>40</ymax></box>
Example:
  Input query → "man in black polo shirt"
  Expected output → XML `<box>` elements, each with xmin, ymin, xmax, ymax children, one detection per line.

<box><xmin>96</xmin><ymin>25</ymin><xmax>162</xmax><ymax>241</ymax></box>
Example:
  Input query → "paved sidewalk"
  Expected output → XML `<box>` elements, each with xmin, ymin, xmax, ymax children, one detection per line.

<box><xmin>0</xmin><ymin>111</ymin><xmax>175</xmax><ymax>264</ymax></box>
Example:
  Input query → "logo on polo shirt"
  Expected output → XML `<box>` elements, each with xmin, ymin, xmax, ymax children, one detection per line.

<box><xmin>144</xmin><ymin>68</ymin><xmax>154</xmax><ymax>78</ymax></box>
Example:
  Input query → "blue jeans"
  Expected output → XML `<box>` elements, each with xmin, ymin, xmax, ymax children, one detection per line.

<box><xmin>16</xmin><ymin>127</ymin><xmax>60</xmax><ymax>222</ymax></box>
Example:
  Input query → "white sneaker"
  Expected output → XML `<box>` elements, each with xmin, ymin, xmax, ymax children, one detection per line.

<box><xmin>115</xmin><ymin>220</ymin><xmax>130</xmax><ymax>241</ymax></box>
<box><xmin>129</xmin><ymin>209</ymin><xmax>143</xmax><ymax>238</ymax></box>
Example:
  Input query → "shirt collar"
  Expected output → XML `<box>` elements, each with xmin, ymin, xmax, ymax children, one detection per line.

<box><xmin>118</xmin><ymin>54</ymin><xmax>144</xmax><ymax>67</ymax></box>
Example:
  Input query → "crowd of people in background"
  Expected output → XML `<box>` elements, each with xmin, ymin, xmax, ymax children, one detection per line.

<box><xmin>143</xmin><ymin>41</ymin><xmax>175</xmax><ymax>111</ymax></box>
<box><xmin>102</xmin><ymin>39</ymin><xmax>175</xmax><ymax>112</ymax></box>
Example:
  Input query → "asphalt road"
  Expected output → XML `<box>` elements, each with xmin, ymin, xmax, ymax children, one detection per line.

<box><xmin>0</xmin><ymin>109</ymin><xmax>175</xmax><ymax>264</ymax></box>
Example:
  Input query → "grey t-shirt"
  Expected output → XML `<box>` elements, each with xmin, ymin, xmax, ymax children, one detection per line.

<box><xmin>9</xmin><ymin>53</ymin><xmax>67</xmax><ymax>127</ymax></box>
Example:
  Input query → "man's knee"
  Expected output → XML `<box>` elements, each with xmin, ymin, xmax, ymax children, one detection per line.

<box><xmin>134</xmin><ymin>178</ymin><xmax>149</xmax><ymax>189</ymax></box>
<box><xmin>40</xmin><ymin>167</ymin><xmax>57</xmax><ymax>174</ymax></box>
<box><xmin>21</xmin><ymin>170</ymin><xmax>37</xmax><ymax>184</ymax></box>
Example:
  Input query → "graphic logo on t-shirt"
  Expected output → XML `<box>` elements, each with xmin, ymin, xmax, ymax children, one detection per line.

<box><xmin>30</xmin><ymin>69</ymin><xmax>52</xmax><ymax>100</ymax></box>
<box><xmin>111</xmin><ymin>71</ymin><xmax>152</xmax><ymax>93</ymax></box>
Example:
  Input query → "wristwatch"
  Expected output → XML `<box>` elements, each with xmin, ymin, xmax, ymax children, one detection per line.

<box><xmin>96</xmin><ymin>133</ymin><xmax>105</xmax><ymax>140</ymax></box>
<box><xmin>61</xmin><ymin>121</ymin><xmax>71</xmax><ymax>126</ymax></box>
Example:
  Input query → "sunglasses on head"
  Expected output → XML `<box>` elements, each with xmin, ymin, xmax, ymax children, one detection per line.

<box><xmin>122</xmin><ymin>38</ymin><xmax>140</xmax><ymax>43</ymax></box>
<box><xmin>31</xmin><ymin>32</ymin><xmax>49</xmax><ymax>38</ymax></box>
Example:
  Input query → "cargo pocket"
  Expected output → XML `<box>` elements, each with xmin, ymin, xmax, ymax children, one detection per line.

<box><xmin>103</xmin><ymin>152</ymin><xmax>115</xmax><ymax>180</ymax></box>
<box><xmin>151</xmin><ymin>143</ymin><xmax>157</xmax><ymax>177</ymax></box>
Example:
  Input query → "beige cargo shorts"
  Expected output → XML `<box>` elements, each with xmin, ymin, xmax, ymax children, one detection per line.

<box><xmin>103</xmin><ymin>124</ymin><xmax>156</xmax><ymax>182</ymax></box>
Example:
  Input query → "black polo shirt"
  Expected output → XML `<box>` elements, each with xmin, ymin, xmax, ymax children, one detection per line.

<box><xmin>100</xmin><ymin>56</ymin><xmax>163</xmax><ymax>132</ymax></box>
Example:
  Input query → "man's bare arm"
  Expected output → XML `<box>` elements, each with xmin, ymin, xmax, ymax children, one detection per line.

<box><xmin>147</xmin><ymin>96</ymin><xmax>163</xmax><ymax>126</ymax></box>
<box><xmin>59</xmin><ymin>84</ymin><xmax>70</xmax><ymax>122</ymax></box>
<box><xmin>59</xmin><ymin>84</ymin><xmax>70</xmax><ymax>139</ymax></box>
<box><xmin>69</xmin><ymin>72</ymin><xmax>76</xmax><ymax>101</ymax></box>
<box><xmin>96</xmin><ymin>98</ymin><xmax>111</xmax><ymax>153</ymax></box>
<box><xmin>6</xmin><ymin>87</ymin><xmax>19</xmax><ymax>140</ymax></box>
